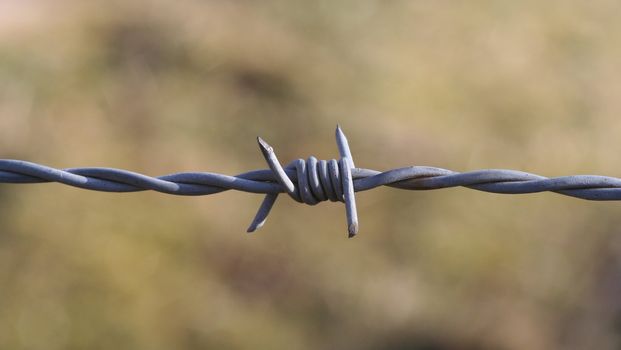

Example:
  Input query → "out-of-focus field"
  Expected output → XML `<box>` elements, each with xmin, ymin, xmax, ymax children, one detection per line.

<box><xmin>1</xmin><ymin>1</ymin><xmax>621</xmax><ymax>349</ymax></box>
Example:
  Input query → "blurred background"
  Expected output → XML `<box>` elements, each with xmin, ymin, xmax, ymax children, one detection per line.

<box><xmin>1</xmin><ymin>1</ymin><xmax>621</xmax><ymax>349</ymax></box>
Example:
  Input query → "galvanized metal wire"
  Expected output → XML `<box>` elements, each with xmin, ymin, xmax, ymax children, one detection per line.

<box><xmin>2</xmin><ymin>125</ymin><xmax>621</xmax><ymax>237</ymax></box>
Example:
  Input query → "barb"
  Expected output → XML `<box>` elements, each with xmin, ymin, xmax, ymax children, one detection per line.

<box><xmin>2</xmin><ymin>125</ymin><xmax>621</xmax><ymax>237</ymax></box>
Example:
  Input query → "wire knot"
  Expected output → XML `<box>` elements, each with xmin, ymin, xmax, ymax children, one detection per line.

<box><xmin>247</xmin><ymin>125</ymin><xmax>359</xmax><ymax>237</ymax></box>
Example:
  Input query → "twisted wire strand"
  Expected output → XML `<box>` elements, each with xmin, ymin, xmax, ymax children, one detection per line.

<box><xmin>2</xmin><ymin>125</ymin><xmax>621</xmax><ymax>237</ymax></box>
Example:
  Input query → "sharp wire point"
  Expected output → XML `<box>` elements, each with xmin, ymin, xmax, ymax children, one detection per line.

<box><xmin>247</xmin><ymin>193</ymin><xmax>278</xmax><ymax>233</ymax></box>
<box><xmin>335</xmin><ymin>125</ymin><xmax>355</xmax><ymax>169</ymax></box>
<box><xmin>257</xmin><ymin>136</ymin><xmax>273</xmax><ymax>154</ymax></box>
<box><xmin>348</xmin><ymin>223</ymin><xmax>358</xmax><ymax>238</ymax></box>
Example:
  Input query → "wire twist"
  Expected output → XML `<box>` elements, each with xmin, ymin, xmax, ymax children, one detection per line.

<box><xmin>2</xmin><ymin>125</ymin><xmax>621</xmax><ymax>237</ymax></box>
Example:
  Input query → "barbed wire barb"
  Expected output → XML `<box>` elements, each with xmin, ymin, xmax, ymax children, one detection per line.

<box><xmin>3</xmin><ymin>125</ymin><xmax>621</xmax><ymax>237</ymax></box>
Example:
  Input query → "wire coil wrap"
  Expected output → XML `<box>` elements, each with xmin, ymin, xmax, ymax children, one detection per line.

<box><xmin>2</xmin><ymin>125</ymin><xmax>621</xmax><ymax>237</ymax></box>
<box><xmin>278</xmin><ymin>158</ymin><xmax>346</xmax><ymax>204</ymax></box>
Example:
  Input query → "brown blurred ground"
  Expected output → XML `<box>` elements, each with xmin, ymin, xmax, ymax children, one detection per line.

<box><xmin>1</xmin><ymin>1</ymin><xmax>621</xmax><ymax>349</ymax></box>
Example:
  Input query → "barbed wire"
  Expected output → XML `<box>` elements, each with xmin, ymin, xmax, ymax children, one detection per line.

<box><xmin>2</xmin><ymin>125</ymin><xmax>621</xmax><ymax>237</ymax></box>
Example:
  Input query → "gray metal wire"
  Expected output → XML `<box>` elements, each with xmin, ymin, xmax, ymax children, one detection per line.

<box><xmin>2</xmin><ymin>125</ymin><xmax>621</xmax><ymax>237</ymax></box>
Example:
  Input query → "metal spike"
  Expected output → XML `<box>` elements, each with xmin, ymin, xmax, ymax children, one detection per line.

<box><xmin>336</xmin><ymin>124</ymin><xmax>355</xmax><ymax>168</ymax></box>
<box><xmin>257</xmin><ymin>137</ymin><xmax>296</xmax><ymax>196</ymax></box>
<box><xmin>247</xmin><ymin>193</ymin><xmax>278</xmax><ymax>233</ymax></box>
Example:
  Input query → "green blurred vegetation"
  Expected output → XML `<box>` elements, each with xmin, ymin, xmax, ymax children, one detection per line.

<box><xmin>1</xmin><ymin>1</ymin><xmax>621</xmax><ymax>349</ymax></box>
